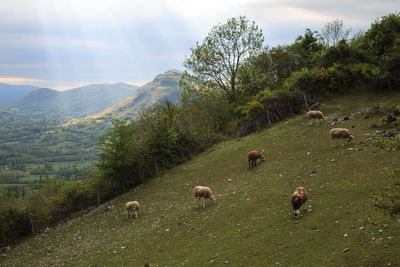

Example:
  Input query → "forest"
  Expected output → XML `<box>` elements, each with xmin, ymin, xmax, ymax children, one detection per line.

<box><xmin>1</xmin><ymin>13</ymin><xmax>399</xmax><ymax>246</ymax></box>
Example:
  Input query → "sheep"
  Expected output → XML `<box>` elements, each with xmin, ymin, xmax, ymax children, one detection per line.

<box><xmin>194</xmin><ymin>186</ymin><xmax>216</xmax><ymax>207</ymax></box>
<box><xmin>125</xmin><ymin>201</ymin><xmax>140</xmax><ymax>219</ymax></box>
<box><xmin>248</xmin><ymin>150</ymin><xmax>265</xmax><ymax>169</ymax></box>
<box><xmin>330</xmin><ymin>128</ymin><xmax>354</xmax><ymax>147</ymax></box>
<box><xmin>291</xmin><ymin>187</ymin><xmax>307</xmax><ymax>217</ymax></box>
<box><xmin>307</xmin><ymin>110</ymin><xmax>326</xmax><ymax>121</ymax></box>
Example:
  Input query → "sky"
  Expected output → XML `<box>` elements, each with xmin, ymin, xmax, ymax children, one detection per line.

<box><xmin>0</xmin><ymin>0</ymin><xmax>398</xmax><ymax>91</ymax></box>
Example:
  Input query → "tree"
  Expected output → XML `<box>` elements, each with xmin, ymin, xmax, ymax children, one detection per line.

<box><xmin>183</xmin><ymin>16</ymin><xmax>264</xmax><ymax>101</ymax></box>
<box><xmin>96</xmin><ymin>119</ymin><xmax>141</xmax><ymax>192</ymax></box>
<box><xmin>321</xmin><ymin>19</ymin><xmax>352</xmax><ymax>47</ymax></box>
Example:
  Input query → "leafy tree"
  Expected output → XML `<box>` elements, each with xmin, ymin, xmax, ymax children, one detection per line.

<box><xmin>321</xmin><ymin>19</ymin><xmax>352</xmax><ymax>47</ymax></box>
<box><xmin>293</xmin><ymin>29</ymin><xmax>325</xmax><ymax>68</ymax></box>
<box><xmin>183</xmin><ymin>16</ymin><xmax>264</xmax><ymax>101</ymax></box>
<box><xmin>96</xmin><ymin>120</ymin><xmax>141</xmax><ymax>192</ymax></box>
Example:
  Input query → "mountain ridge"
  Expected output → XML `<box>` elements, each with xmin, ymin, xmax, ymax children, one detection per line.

<box><xmin>91</xmin><ymin>69</ymin><xmax>183</xmax><ymax>119</ymax></box>
<box><xmin>6</xmin><ymin>83</ymin><xmax>139</xmax><ymax>119</ymax></box>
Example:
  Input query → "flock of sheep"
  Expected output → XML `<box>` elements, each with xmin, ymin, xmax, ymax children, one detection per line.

<box><xmin>125</xmin><ymin>110</ymin><xmax>355</xmax><ymax>219</ymax></box>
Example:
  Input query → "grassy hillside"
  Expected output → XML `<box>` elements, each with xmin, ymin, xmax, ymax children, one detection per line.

<box><xmin>1</xmin><ymin>92</ymin><xmax>400</xmax><ymax>266</ymax></box>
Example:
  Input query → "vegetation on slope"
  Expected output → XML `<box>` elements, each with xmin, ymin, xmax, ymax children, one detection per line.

<box><xmin>1</xmin><ymin>93</ymin><xmax>399</xmax><ymax>266</ymax></box>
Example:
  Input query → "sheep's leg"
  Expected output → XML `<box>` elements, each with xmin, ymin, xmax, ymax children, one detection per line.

<box><xmin>330</xmin><ymin>138</ymin><xmax>335</xmax><ymax>147</ymax></box>
<box><xmin>202</xmin><ymin>199</ymin><xmax>206</xmax><ymax>208</ymax></box>
<box><xmin>341</xmin><ymin>139</ymin><xmax>344</xmax><ymax>146</ymax></box>
<box><xmin>249</xmin><ymin>161</ymin><xmax>251</xmax><ymax>170</ymax></box>
<box><xmin>135</xmin><ymin>211</ymin><xmax>138</xmax><ymax>218</ymax></box>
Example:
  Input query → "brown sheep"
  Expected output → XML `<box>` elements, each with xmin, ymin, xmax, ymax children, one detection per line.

<box><xmin>248</xmin><ymin>150</ymin><xmax>265</xmax><ymax>169</ymax></box>
<box><xmin>330</xmin><ymin>128</ymin><xmax>354</xmax><ymax>147</ymax></box>
<box><xmin>125</xmin><ymin>201</ymin><xmax>140</xmax><ymax>219</ymax></box>
<box><xmin>291</xmin><ymin>187</ymin><xmax>307</xmax><ymax>217</ymax></box>
<box><xmin>307</xmin><ymin>110</ymin><xmax>326</xmax><ymax>124</ymax></box>
<box><xmin>194</xmin><ymin>186</ymin><xmax>216</xmax><ymax>207</ymax></box>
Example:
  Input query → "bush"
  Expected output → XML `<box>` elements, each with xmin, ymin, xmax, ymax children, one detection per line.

<box><xmin>0</xmin><ymin>207</ymin><xmax>31</xmax><ymax>246</ymax></box>
<box><xmin>374</xmin><ymin>168</ymin><xmax>400</xmax><ymax>216</ymax></box>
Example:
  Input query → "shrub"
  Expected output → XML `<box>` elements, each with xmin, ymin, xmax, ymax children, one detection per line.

<box><xmin>374</xmin><ymin>168</ymin><xmax>400</xmax><ymax>216</ymax></box>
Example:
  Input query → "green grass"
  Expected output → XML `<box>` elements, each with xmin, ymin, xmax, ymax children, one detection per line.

<box><xmin>1</xmin><ymin>92</ymin><xmax>400</xmax><ymax>266</ymax></box>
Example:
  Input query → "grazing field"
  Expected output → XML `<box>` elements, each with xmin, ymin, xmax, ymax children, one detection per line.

<box><xmin>1</xmin><ymin>92</ymin><xmax>399</xmax><ymax>266</ymax></box>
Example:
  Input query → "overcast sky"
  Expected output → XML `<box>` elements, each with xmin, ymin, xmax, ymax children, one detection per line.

<box><xmin>0</xmin><ymin>0</ymin><xmax>398</xmax><ymax>90</ymax></box>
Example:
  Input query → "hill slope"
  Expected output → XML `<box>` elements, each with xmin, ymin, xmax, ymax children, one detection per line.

<box><xmin>92</xmin><ymin>69</ymin><xmax>182</xmax><ymax>119</ymax></box>
<box><xmin>0</xmin><ymin>83</ymin><xmax>39</xmax><ymax>105</ymax></box>
<box><xmin>2</xmin><ymin>92</ymin><xmax>400</xmax><ymax>266</ymax></box>
<box><xmin>7</xmin><ymin>83</ymin><xmax>139</xmax><ymax>119</ymax></box>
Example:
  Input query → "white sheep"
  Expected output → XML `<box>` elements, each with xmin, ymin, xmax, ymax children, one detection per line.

<box><xmin>125</xmin><ymin>201</ymin><xmax>140</xmax><ymax>218</ymax></box>
<box><xmin>194</xmin><ymin>186</ymin><xmax>216</xmax><ymax>207</ymax></box>
<box><xmin>330</xmin><ymin>128</ymin><xmax>354</xmax><ymax>147</ymax></box>
<box><xmin>291</xmin><ymin>187</ymin><xmax>307</xmax><ymax>217</ymax></box>
<box><xmin>307</xmin><ymin>110</ymin><xmax>326</xmax><ymax>123</ymax></box>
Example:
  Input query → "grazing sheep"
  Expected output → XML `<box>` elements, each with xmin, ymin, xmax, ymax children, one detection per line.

<box><xmin>330</xmin><ymin>128</ymin><xmax>354</xmax><ymax>147</ymax></box>
<box><xmin>248</xmin><ymin>150</ymin><xmax>265</xmax><ymax>169</ymax></box>
<box><xmin>291</xmin><ymin>187</ymin><xmax>307</xmax><ymax>217</ymax></box>
<box><xmin>125</xmin><ymin>201</ymin><xmax>140</xmax><ymax>219</ymax></box>
<box><xmin>194</xmin><ymin>186</ymin><xmax>216</xmax><ymax>207</ymax></box>
<box><xmin>307</xmin><ymin>110</ymin><xmax>326</xmax><ymax>122</ymax></box>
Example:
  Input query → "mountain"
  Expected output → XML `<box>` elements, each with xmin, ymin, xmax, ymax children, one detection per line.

<box><xmin>93</xmin><ymin>69</ymin><xmax>182</xmax><ymax>119</ymax></box>
<box><xmin>7</xmin><ymin>83</ymin><xmax>139</xmax><ymax>119</ymax></box>
<box><xmin>0</xmin><ymin>83</ymin><xmax>40</xmax><ymax>104</ymax></box>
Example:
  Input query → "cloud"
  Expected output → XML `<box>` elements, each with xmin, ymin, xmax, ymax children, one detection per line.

<box><xmin>0</xmin><ymin>77</ymin><xmax>46</xmax><ymax>85</ymax></box>
<box><xmin>0</xmin><ymin>0</ymin><xmax>398</xmax><ymax>88</ymax></box>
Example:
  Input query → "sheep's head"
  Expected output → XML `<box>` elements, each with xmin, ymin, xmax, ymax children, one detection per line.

<box><xmin>348</xmin><ymin>135</ymin><xmax>355</xmax><ymax>142</ymax></box>
<box><xmin>210</xmin><ymin>195</ymin><xmax>216</xmax><ymax>202</ymax></box>
<box><xmin>260</xmin><ymin>154</ymin><xmax>265</xmax><ymax>162</ymax></box>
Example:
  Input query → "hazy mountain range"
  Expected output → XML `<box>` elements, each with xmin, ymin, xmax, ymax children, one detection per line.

<box><xmin>0</xmin><ymin>83</ymin><xmax>40</xmax><ymax>104</ymax></box>
<box><xmin>0</xmin><ymin>70</ymin><xmax>182</xmax><ymax>120</ymax></box>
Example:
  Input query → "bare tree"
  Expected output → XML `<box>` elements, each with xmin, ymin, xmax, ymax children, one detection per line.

<box><xmin>321</xmin><ymin>19</ymin><xmax>351</xmax><ymax>47</ymax></box>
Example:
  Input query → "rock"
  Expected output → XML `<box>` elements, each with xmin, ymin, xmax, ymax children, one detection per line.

<box><xmin>342</xmin><ymin>248</ymin><xmax>349</xmax><ymax>253</ymax></box>
<box><xmin>331</xmin><ymin>159</ymin><xmax>336</xmax><ymax>163</ymax></box>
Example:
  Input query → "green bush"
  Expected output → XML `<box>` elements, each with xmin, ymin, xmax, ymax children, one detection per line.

<box><xmin>374</xmin><ymin>168</ymin><xmax>400</xmax><ymax>216</ymax></box>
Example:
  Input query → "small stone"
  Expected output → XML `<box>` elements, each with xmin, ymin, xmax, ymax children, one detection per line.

<box><xmin>331</xmin><ymin>159</ymin><xmax>336</xmax><ymax>163</ymax></box>
<box><xmin>342</xmin><ymin>248</ymin><xmax>349</xmax><ymax>253</ymax></box>
<box><xmin>307</xmin><ymin>152</ymin><xmax>311</xmax><ymax>155</ymax></box>
<box><xmin>165</xmin><ymin>228</ymin><xmax>170</xmax><ymax>232</ymax></box>
<box><xmin>344</xmin><ymin>234</ymin><xmax>348</xmax><ymax>237</ymax></box>
<box><xmin>228</xmin><ymin>179</ymin><xmax>232</xmax><ymax>182</ymax></box>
